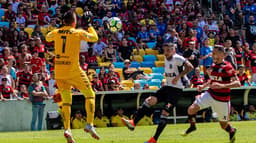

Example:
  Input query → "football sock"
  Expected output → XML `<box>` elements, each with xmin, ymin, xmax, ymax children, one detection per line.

<box><xmin>153</xmin><ymin>117</ymin><xmax>168</xmax><ymax>140</ymax></box>
<box><xmin>188</xmin><ymin>114</ymin><xmax>197</xmax><ymax>126</ymax></box>
<box><xmin>62</xmin><ymin>103</ymin><xmax>71</xmax><ymax>130</ymax></box>
<box><xmin>133</xmin><ymin>101</ymin><xmax>150</xmax><ymax>125</ymax></box>
<box><xmin>225</xmin><ymin>124</ymin><xmax>234</xmax><ymax>133</ymax></box>
<box><xmin>86</xmin><ymin>98</ymin><xmax>95</xmax><ymax>126</ymax></box>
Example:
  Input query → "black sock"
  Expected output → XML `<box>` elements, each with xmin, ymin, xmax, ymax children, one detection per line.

<box><xmin>188</xmin><ymin>114</ymin><xmax>196</xmax><ymax>127</ymax></box>
<box><xmin>225</xmin><ymin>124</ymin><xmax>234</xmax><ymax>133</ymax></box>
<box><xmin>153</xmin><ymin>117</ymin><xmax>168</xmax><ymax>140</ymax></box>
<box><xmin>133</xmin><ymin>101</ymin><xmax>150</xmax><ymax>125</ymax></box>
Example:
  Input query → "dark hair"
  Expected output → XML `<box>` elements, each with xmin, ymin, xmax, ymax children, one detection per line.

<box><xmin>163</xmin><ymin>43</ymin><xmax>175</xmax><ymax>49</ymax></box>
<box><xmin>63</xmin><ymin>11</ymin><xmax>75</xmax><ymax>25</ymax></box>
<box><xmin>214</xmin><ymin>45</ymin><xmax>225</xmax><ymax>53</ymax></box>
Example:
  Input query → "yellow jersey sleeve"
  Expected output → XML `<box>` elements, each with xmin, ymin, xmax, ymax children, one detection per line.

<box><xmin>45</xmin><ymin>29</ymin><xmax>57</xmax><ymax>42</ymax></box>
<box><xmin>78</xmin><ymin>27</ymin><xmax>98</xmax><ymax>42</ymax></box>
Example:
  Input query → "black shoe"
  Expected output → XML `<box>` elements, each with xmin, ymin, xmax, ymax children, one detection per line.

<box><xmin>229</xmin><ymin>128</ymin><xmax>237</xmax><ymax>143</ymax></box>
<box><xmin>181</xmin><ymin>125</ymin><xmax>196</xmax><ymax>136</ymax></box>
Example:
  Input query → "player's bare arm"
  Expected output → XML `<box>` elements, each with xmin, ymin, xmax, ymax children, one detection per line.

<box><xmin>197</xmin><ymin>80</ymin><xmax>211</xmax><ymax>92</ymax></box>
<box><xmin>210</xmin><ymin>76</ymin><xmax>241</xmax><ymax>89</ymax></box>
<box><xmin>172</xmin><ymin>61</ymin><xmax>193</xmax><ymax>85</ymax></box>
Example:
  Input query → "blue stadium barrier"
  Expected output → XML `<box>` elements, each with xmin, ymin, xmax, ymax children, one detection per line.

<box><xmin>149</xmin><ymin>73</ymin><xmax>164</xmax><ymax>81</ymax></box>
<box><xmin>0</xmin><ymin>9</ymin><xmax>4</xmax><ymax>21</ymax></box>
<box><xmin>134</xmin><ymin>79</ymin><xmax>147</xmax><ymax>88</ymax></box>
<box><xmin>0</xmin><ymin>22</ymin><xmax>9</xmax><ymax>28</ymax></box>
<box><xmin>49</xmin><ymin>8</ymin><xmax>56</xmax><ymax>16</ymax></box>
<box><xmin>141</xmin><ymin>61</ymin><xmax>155</xmax><ymax>68</ymax></box>
<box><xmin>96</xmin><ymin>68</ymin><xmax>109</xmax><ymax>74</ymax></box>
<box><xmin>148</xmin><ymin>79</ymin><xmax>161</xmax><ymax>88</ymax></box>
<box><xmin>113</xmin><ymin>62</ymin><xmax>125</xmax><ymax>68</ymax></box>
<box><xmin>130</xmin><ymin>61</ymin><xmax>140</xmax><ymax>68</ymax></box>
<box><xmin>128</xmin><ymin>37</ymin><xmax>136</xmax><ymax>43</ymax></box>
<box><xmin>143</xmin><ymin>55</ymin><xmax>157</xmax><ymax>62</ymax></box>
<box><xmin>147</xmin><ymin>42</ymin><xmax>156</xmax><ymax>49</ymax></box>
<box><xmin>93</xmin><ymin>19</ymin><xmax>103</xmax><ymax>26</ymax></box>
<box><xmin>152</xmin><ymin>67</ymin><xmax>164</xmax><ymax>74</ymax></box>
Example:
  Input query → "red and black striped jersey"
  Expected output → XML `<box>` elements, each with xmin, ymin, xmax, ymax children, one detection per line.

<box><xmin>249</xmin><ymin>52</ymin><xmax>256</xmax><ymax>73</ymax></box>
<box><xmin>0</xmin><ymin>85</ymin><xmax>13</xmax><ymax>99</ymax></box>
<box><xmin>16</xmin><ymin>71</ymin><xmax>32</xmax><ymax>88</ymax></box>
<box><xmin>235</xmin><ymin>48</ymin><xmax>243</xmax><ymax>65</ymax></box>
<box><xmin>237</xmin><ymin>73</ymin><xmax>248</xmax><ymax>86</ymax></box>
<box><xmin>190</xmin><ymin>75</ymin><xmax>205</xmax><ymax>88</ymax></box>
<box><xmin>208</xmin><ymin>61</ymin><xmax>236</xmax><ymax>102</ymax></box>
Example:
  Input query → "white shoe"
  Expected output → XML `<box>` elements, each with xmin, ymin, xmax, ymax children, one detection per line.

<box><xmin>84</xmin><ymin>124</ymin><xmax>100</xmax><ymax>140</ymax></box>
<box><xmin>64</xmin><ymin>130</ymin><xmax>75</xmax><ymax>143</ymax></box>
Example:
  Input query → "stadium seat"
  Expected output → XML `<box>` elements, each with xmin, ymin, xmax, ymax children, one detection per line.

<box><xmin>49</xmin><ymin>7</ymin><xmax>56</xmax><ymax>16</ymax></box>
<box><xmin>96</xmin><ymin>56</ymin><xmax>102</xmax><ymax>63</ymax></box>
<box><xmin>152</xmin><ymin>67</ymin><xmax>164</xmax><ymax>74</ymax></box>
<box><xmin>139</xmin><ymin>67</ymin><xmax>152</xmax><ymax>74</ymax></box>
<box><xmin>143</xmin><ymin>55</ymin><xmax>157</xmax><ymax>62</ymax></box>
<box><xmin>133</xmin><ymin>49</ymin><xmax>145</xmax><ymax>56</ymax></box>
<box><xmin>122</xmin><ymin>87</ymin><xmax>131</xmax><ymax>90</ymax></box>
<box><xmin>96</xmin><ymin>68</ymin><xmax>109</xmax><ymax>74</ymax></box>
<box><xmin>145</xmin><ymin>48</ymin><xmax>159</xmax><ymax>55</ymax></box>
<box><xmin>132</xmin><ymin>55</ymin><xmax>143</xmax><ymax>63</ymax></box>
<box><xmin>150</xmin><ymin>73</ymin><xmax>164</xmax><ymax>81</ymax></box>
<box><xmin>141</xmin><ymin>61</ymin><xmax>155</xmax><ymax>68</ymax></box>
<box><xmin>0</xmin><ymin>9</ymin><xmax>5</xmax><ymax>21</ymax></box>
<box><xmin>128</xmin><ymin>37</ymin><xmax>136</xmax><ymax>43</ymax></box>
<box><xmin>146</xmin><ymin>42</ymin><xmax>156</xmax><ymax>49</ymax></box>
<box><xmin>156</xmin><ymin>54</ymin><xmax>164</xmax><ymax>61</ymax></box>
<box><xmin>24</xmin><ymin>27</ymin><xmax>33</xmax><ymax>37</ymax></box>
<box><xmin>155</xmin><ymin>61</ymin><xmax>164</xmax><ymax>67</ymax></box>
<box><xmin>134</xmin><ymin>80</ymin><xmax>147</xmax><ymax>88</ymax></box>
<box><xmin>114</xmin><ymin>68</ymin><xmax>124</xmax><ymax>80</ymax></box>
<box><xmin>93</xmin><ymin>19</ymin><xmax>103</xmax><ymax>26</ymax></box>
<box><xmin>75</xmin><ymin>7</ymin><xmax>83</xmax><ymax>17</ymax></box>
<box><xmin>121</xmin><ymin>80</ymin><xmax>134</xmax><ymax>88</ymax></box>
<box><xmin>0</xmin><ymin>21</ymin><xmax>9</xmax><ymax>28</ymax></box>
<box><xmin>130</xmin><ymin>61</ymin><xmax>140</xmax><ymax>68</ymax></box>
<box><xmin>98</xmin><ymin>62</ymin><xmax>111</xmax><ymax>67</ymax></box>
<box><xmin>149</xmin><ymin>86</ymin><xmax>159</xmax><ymax>90</ymax></box>
<box><xmin>148</xmin><ymin>79</ymin><xmax>161</xmax><ymax>88</ymax></box>
<box><xmin>113</xmin><ymin>62</ymin><xmax>125</xmax><ymax>68</ymax></box>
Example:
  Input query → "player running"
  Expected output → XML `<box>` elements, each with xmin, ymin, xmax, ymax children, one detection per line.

<box><xmin>121</xmin><ymin>43</ymin><xmax>193</xmax><ymax>143</ymax></box>
<box><xmin>46</xmin><ymin>11</ymin><xmax>100</xmax><ymax>143</ymax></box>
<box><xmin>182</xmin><ymin>45</ymin><xmax>241</xmax><ymax>143</ymax></box>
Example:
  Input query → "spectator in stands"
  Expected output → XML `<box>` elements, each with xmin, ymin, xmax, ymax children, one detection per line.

<box><xmin>48</xmin><ymin>71</ymin><xmax>56</xmax><ymax>96</ymax></box>
<box><xmin>200</xmin><ymin>38</ymin><xmax>213</xmax><ymax>73</ymax></box>
<box><xmin>237</xmin><ymin>65</ymin><xmax>251</xmax><ymax>86</ymax></box>
<box><xmin>94</xmin><ymin>109</ymin><xmax>110</xmax><ymax>128</ymax></box>
<box><xmin>131</xmin><ymin>82</ymin><xmax>142</xmax><ymax>90</ymax></box>
<box><xmin>104</xmin><ymin>70</ymin><xmax>119</xmax><ymax>91</ymax></box>
<box><xmin>234</xmin><ymin>40</ymin><xmax>244</xmax><ymax>67</ymax></box>
<box><xmin>104</xmin><ymin>42</ymin><xmax>117</xmax><ymax>62</ymax></box>
<box><xmin>7</xmin><ymin>58</ymin><xmax>16</xmax><ymax>80</ymax></box>
<box><xmin>111</xmin><ymin>107</ymin><xmax>129</xmax><ymax>127</ymax></box>
<box><xmin>225</xmin><ymin>39</ymin><xmax>237</xmax><ymax>69</ymax></box>
<box><xmin>249</xmin><ymin>43</ymin><xmax>256</xmax><ymax>82</ymax></box>
<box><xmin>92</xmin><ymin>37</ymin><xmax>107</xmax><ymax>57</ymax></box>
<box><xmin>18</xmin><ymin>84</ymin><xmax>29</xmax><ymax>100</ymax></box>
<box><xmin>190</xmin><ymin>67</ymin><xmax>204</xmax><ymax>88</ymax></box>
<box><xmin>183</xmin><ymin>41</ymin><xmax>200</xmax><ymax>78</ymax></box>
<box><xmin>18</xmin><ymin>44</ymin><xmax>32</xmax><ymax>70</ymax></box>
<box><xmin>32</xmin><ymin>25</ymin><xmax>44</xmax><ymax>41</ymax></box>
<box><xmin>244</xmin><ymin>105</ymin><xmax>256</xmax><ymax>120</ymax></box>
<box><xmin>79</xmin><ymin>55</ymin><xmax>88</xmax><ymax>72</ymax></box>
<box><xmin>0</xmin><ymin>66</ymin><xmax>15</xmax><ymax>89</ymax></box>
<box><xmin>29</xmin><ymin>73</ymin><xmax>49</xmax><ymax>131</ymax></box>
<box><xmin>243</xmin><ymin>15</ymin><xmax>256</xmax><ymax>47</ymax></box>
<box><xmin>122</xmin><ymin>59</ymin><xmax>135</xmax><ymax>80</ymax></box>
<box><xmin>244</xmin><ymin>43</ymin><xmax>251</xmax><ymax>71</ymax></box>
<box><xmin>0</xmin><ymin>77</ymin><xmax>20</xmax><ymax>101</ymax></box>
<box><xmin>98</xmin><ymin>67</ymin><xmax>107</xmax><ymax>87</ymax></box>
<box><xmin>108</xmin><ymin>63</ymin><xmax>120</xmax><ymax>81</ymax></box>
<box><xmin>118</xmin><ymin>38</ymin><xmax>133</xmax><ymax>61</ymax></box>
<box><xmin>71</xmin><ymin>110</ymin><xmax>86</xmax><ymax>129</ymax></box>
<box><xmin>137</xmin><ymin>26</ymin><xmax>149</xmax><ymax>42</ymax></box>
<box><xmin>5</xmin><ymin>3</ymin><xmax>16</xmax><ymax>22</ymax></box>
<box><xmin>225</xmin><ymin>28</ymin><xmax>240</xmax><ymax>48</ymax></box>
<box><xmin>16</xmin><ymin>12</ymin><xmax>26</xmax><ymax>26</ymax></box>
<box><xmin>91</xmin><ymin>74</ymin><xmax>104</xmax><ymax>92</ymax></box>
<box><xmin>229</xmin><ymin>106</ymin><xmax>241</xmax><ymax>121</ymax></box>
<box><xmin>16</xmin><ymin>64</ymin><xmax>32</xmax><ymax>89</ymax></box>
<box><xmin>86</xmin><ymin>48</ymin><xmax>97</xmax><ymax>67</ymax></box>
<box><xmin>31</xmin><ymin>51</ymin><xmax>43</xmax><ymax>74</ymax></box>
<box><xmin>137</xmin><ymin>115</ymin><xmax>153</xmax><ymax>126</ymax></box>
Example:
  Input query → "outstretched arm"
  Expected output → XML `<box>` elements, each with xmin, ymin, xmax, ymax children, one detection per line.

<box><xmin>79</xmin><ymin>27</ymin><xmax>98</xmax><ymax>43</ymax></box>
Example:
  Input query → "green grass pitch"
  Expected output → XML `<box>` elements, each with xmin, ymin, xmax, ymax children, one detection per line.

<box><xmin>0</xmin><ymin>121</ymin><xmax>255</xmax><ymax>143</ymax></box>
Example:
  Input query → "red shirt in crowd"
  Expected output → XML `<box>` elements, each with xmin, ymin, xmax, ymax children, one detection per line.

<box><xmin>249</xmin><ymin>52</ymin><xmax>256</xmax><ymax>73</ymax></box>
<box><xmin>31</xmin><ymin>57</ymin><xmax>43</xmax><ymax>73</ymax></box>
<box><xmin>237</xmin><ymin>73</ymin><xmax>249</xmax><ymax>86</ymax></box>
<box><xmin>16</xmin><ymin>71</ymin><xmax>32</xmax><ymax>89</ymax></box>
<box><xmin>190</xmin><ymin>75</ymin><xmax>205</xmax><ymax>88</ymax></box>
<box><xmin>0</xmin><ymin>85</ymin><xmax>14</xmax><ymax>99</ymax></box>
<box><xmin>4</xmin><ymin>10</ymin><xmax>16</xmax><ymax>21</ymax></box>
<box><xmin>91</xmin><ymin>80</ymin><xmax>104</xmax><ymax>91</ymax></box>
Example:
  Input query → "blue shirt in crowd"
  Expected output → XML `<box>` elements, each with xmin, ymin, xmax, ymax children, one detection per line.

<box><xmin>200</xmin><ymin>46</ymin><xmax>213</xmax><ymax>67</ymax></box>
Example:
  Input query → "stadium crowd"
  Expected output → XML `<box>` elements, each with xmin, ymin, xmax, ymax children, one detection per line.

<box><xmin>0</xmin><ymin>0</ymin><xmax>255</xmax><ymax>128</ymax></box>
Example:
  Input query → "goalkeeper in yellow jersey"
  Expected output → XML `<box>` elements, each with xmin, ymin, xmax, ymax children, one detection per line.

<box><xmin>46</xmin><ymin>11</ymin><xmax>99</xmax><ymax>143</ymax></box>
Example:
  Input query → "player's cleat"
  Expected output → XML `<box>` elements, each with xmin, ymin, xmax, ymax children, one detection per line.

<box><xmin>181</xmin><ymin>125</ymin><xmax>196</xmax><ymax>136</ymax></box>
<box><xmin>121</xmin><ymin>118</ymin><xmax>135</xmax><ymax>131</ymax></box>
<box><xmin>64</xmin><ymin>130</ymin><xmax>75</xmax><ymax>143</ymax></box>
<box><xmin>144</xmin><ymin>137</ymin><xmax>157</xmax><ymax>143</ymax></box>
<box><xmin>84</xmin><ymin>124</ymin><xmax>100</xmax><ymax>140</ymax></box>
<box><xmin>229</xmin><ymin>128</ymin><xmax>237</xmax><ymax>143</ymax></box>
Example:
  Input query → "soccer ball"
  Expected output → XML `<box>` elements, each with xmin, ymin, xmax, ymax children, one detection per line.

<box><xmin>107</xmin><ymin>17</ymin><xmax>122</xmax><ymax>33</ymax></box>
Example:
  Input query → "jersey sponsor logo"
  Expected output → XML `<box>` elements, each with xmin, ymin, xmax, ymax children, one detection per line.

<box><xmin>58</xmin><ymin>30</ymin><xmax>73</xmax><ymax>34</ymax></box>
<box><xmin>55</xmin><ymin>60</ymin><xmax>71</xmax><ymax>65</ymax></box>
<box><xmin>169</xmin><ymin>64</ymin><xmax>173</xmax><ymax>69</ymax></box>
<box><xmin>165</xmin><ymin>72</ymin><xmax>176</xmax><ymax>77</ymax></box>
<box><xmin>56</xmin><ymin>54</ymin><xmax>69</xmax><ymax>59</ymax></box>
<box><xmin>210</xmin><ymin>75</ymin><xmax>222</xmax><ymax>81</ymax></box>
